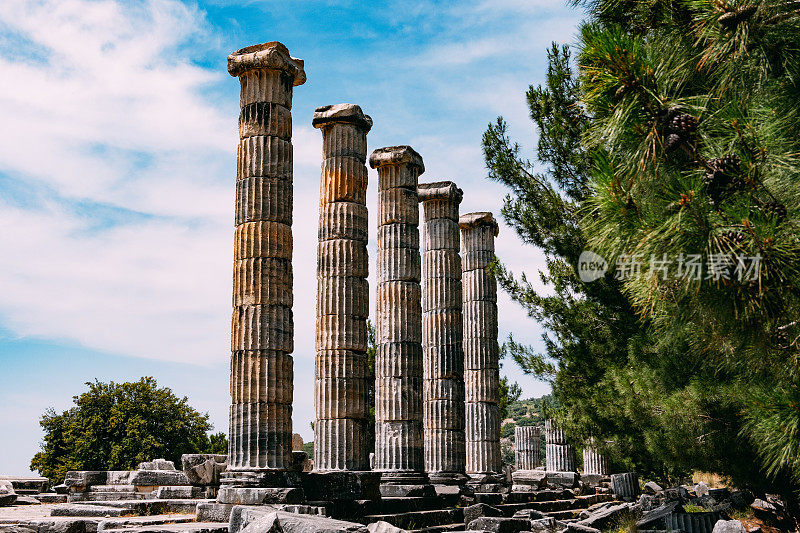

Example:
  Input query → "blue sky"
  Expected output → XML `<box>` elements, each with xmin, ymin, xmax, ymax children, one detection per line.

<box><xmin>0</xmin><ymin>0</ymin><xmax>583</xmax><ymax>476</ymax></box>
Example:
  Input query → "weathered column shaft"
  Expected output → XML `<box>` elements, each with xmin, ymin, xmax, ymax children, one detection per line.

<box><xmin>514</xmin><ymin>426</ymin><xmax>541</xmax><ymax>470</ymax></box>
<box><xmin>545</xmin><ymin>420</ymin><xmax>575</xmax><ymax>472</ymax></box>
<box><xmin>460</xmin><ymin>212</ymin><xmax>501</xmax><ymax>476</ymax></box>
<box><xmin>227</xmin><ymin>42</ymin><xmax>305</xmax><ymax>473</ymax></box>
<box><xmin>419</xmin><ymin>182</ymin><xmax>466</xmax><ymax>483</ymax></box>
<box><xmin>370</xmin><ymin>146</ymin><xmax>426</xmax><ymax>480</ymax></box>
<box><xmin>313</xmin><ymin>104</ymin><xmax>372</xmax><ymax>472</ymax></box>
<box><xmin>582</xmin><ymin>446</ymin><xmax>609</xmax><ymax>475</ymax></box>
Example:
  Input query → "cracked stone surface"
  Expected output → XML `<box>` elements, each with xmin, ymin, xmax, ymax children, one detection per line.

<box><xmin>514</xmin><ymin>426</ymin><xmax>541</xmax><ymax>470</ymax></box>
<box><xmin>370</xmin><ymin>146</ymin><xmax>426</xmax><ymax>477</ymax></box>
<box><xmin>459</xmin><ymin>212</ymin><xmax>501</xmax><ymax>476</ymax></box>
<box><xmin>227</xmin><ymin>41</ymin><xmax>305</xmax><ymax>474</ymax></box>
<box><xmin>313</xmin><ymin>103</ymin><xmax>372</xmax><ymax>471</ymax></box>
<box><xmin>419</xmin><ymin>181</ymin><xmax>466</xmax><ymax>484</ymax></box>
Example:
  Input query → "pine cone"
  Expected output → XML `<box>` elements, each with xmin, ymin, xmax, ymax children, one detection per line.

<box><xmin>772</xmin><ymin>329</ymin><xmax>789</xmax><ymax>349</ymax></box>
<box><xmin>705</xmin><ymin>154</ymin><xmax>741</xmax><ymax>186</ymax></box>
<box><xmin>719</xmin><ymin>5</ymin><xmax>758</xmax><ymax>29</ymax></box>
<box><xmin>721</xmin><ymin>230</ymin><xmax>746</xmax><ymax>247</ymax></box>
<box><xmin>763</xmin><ymin>201</ymin><xmax>787</xmax><ymax>223</ymax></box>
<box><xmin>669</xmin><ymin>113</ymin><xmax>698</xmax><ymax>135</ymax></box>
<box><xmin>664</xmin><ymin>133</ymin><xmax>682</xmax><ymax>153</ymax></box>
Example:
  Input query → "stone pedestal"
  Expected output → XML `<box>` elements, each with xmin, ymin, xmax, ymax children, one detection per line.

<box><xmin>544</xmin><ymin>420</ymin><xmax>575</xmax><ymax>473</ymax></box>
<box><xmin>419</xmin><ymin>182</ymin><xmax>467</xmax><ymax>488</ymax></box>
<box><xmin>514</xmin><ymin>426</ymin><xmax>541</xmax><ymax>470</ymax></box>
<box><xmin>460</xmin><ymin>212</ymin><xmax>501</xmax><ymax>481</ymax></box>
<box><xmin>369</xmin><ymin>146</ymin><xmax>433</xmax><ymax>498</ymax></box>
<box><xmin>222</xmin><ymin>41</ymin><xmax>306</xmax><ymax>504</ymax></box>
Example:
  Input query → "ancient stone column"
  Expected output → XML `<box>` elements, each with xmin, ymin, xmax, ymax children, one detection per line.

<box><xmin>419</xmin><ymin>182</ymin><xmax>466</xmax><ymax>486</ymax></box>
<box><xmin>514</xmin><ymin>426</ymin><xmax>541</xmax><ymax>470</ymax></box>
<box><xmin>220</xmin><ymin>42</ymin><xmax>305</xmax><ymax>505</ymax></box>
<box><xmin>312</xmin><ymin>104</ymin><xmax>372</xmax><ymax>472</ymax></box>
<box><xmin>460</xmin><ymin>212</ymin><xmax>501</xmax><ymax>479</ymax></box>
<box><xmin>611</xmin><ymin>472</ymin><xmax>640</xmax><ymax>501</ymax></box>
<box><xmin>582</xmin><ymin>439</ymin><xmax>610</xmax><ymax>475</ymax></box>
<box><xmin>545</xmin><ymin>420</ymin><xmax>576</xmax><ymax>472</ymax></box>
<box><xmin>370</xmin><ymin>146</ymin><xmax>432</xmax><ymax>497</ymax></box>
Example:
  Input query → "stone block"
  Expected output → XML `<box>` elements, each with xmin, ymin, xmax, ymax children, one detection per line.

<box><xmin>197</xmin><ymin>502</ymin><xmax>235</xmax><ymax>522</ymax></box>
<box><xmin>566</xmin><ymin>524</ymin><xmax>601</xmax><ymax>533</ymax></box>
<box><xmin>529</xmin><ymin>517</ymin><xmax>558</xmax><ymax>531</ymax></box>
<box><xmin>366</xmin><ymin>522</ymin><xmax>407</xmax><ymax>533</ymax></box>
<box><xmin>154</xmin><ymin>485</ymin><xmax>200</xmax><ymax>499</ymax></box>
<box><xmin>546</xmin><ymin>471</ymin><xmax>579</xmax><ymax>488</ymax></box>
<box><xmin>644</xmin><ymin>481</ymin><xmax>663</xmax><ymax>494</ymax></box>
<box><xmin>35</xmin><ymin>493</ymin><xmax>69</xmax><ymax>503</ymax></box>
<box><xmin>577</xmin><ymin>502</ymin><xmax>632</xmax><ymax>530</ymax></box>
<box><xmin>512</xmin><ymin>509</ymin><xmax>545</xmax><ymax>519</ymax></box>
<box><xmin>64</xmin><ymin>471</ymin><xmax>107</xmax><ymax>489</ymax></box>
<box><xmin>0</xmin><ymin>477</ymin><xmax>49</xmax><ymax>494</ymax></box>
<box><xmin>50</xmin><ymin>504</ymin><xmax>126</xmax><ymax>517</ymax></box>
<box><xmin>378</xmin><ymin>483</ymin><xmax>435</xmax><ymax>498</ymax></box>
<box><xmin>465</xmin><ymin>517</ymin><xmax>530</xmax><ymax>533</ymax></box>
<box><xmin>106</xmin><ymin>472</ymin><xmax>133</xmax><ymax>485</ymax></box>
<box><xmin>0</xmin><ymin>480</ymin><xmax>17</xmax><ymax>507</ymax></box>
<box><xmin>511</xmin><ymin>470</ymin><xmax>547</xmax><ymax>489</ymax></box>
<box><xmin>302</xmin><ymin>471</ymin><xmax>380</xmax><ymax>501</ymax></box>
<box><xmin>580</xmin><ymin>474</ymin><xmax>604</xmax><ymax>488</ymax></box>
<box><xmin>292</xmin><ymin>434</ymin><xmax>304</xmax><ymax>451</ymax></box>
<box><xmin>129</xmin><ymin>470</ymin><xmax>190</xmax><ymax>487</ymax></box>
<box><xmin>182</xmin><ymin>454</ymin><xmax>228</xmax><ymax>486</ymax></box>
<box><xmin>217</xmin><ymin>487</ymin><xmax>305</xmax><ymax>505</ymax></box>
<box><xmin>713</xmin><ymin>519</ymin><xmax>747</xmax><ymax>533</ymax></box>
<box><xmin>137</xmin><ymin>459</ymin><xmax>176</xmax><ymax>471</ymax></box>
<box><xmin>463</xmin><ymin>503</ymin><xmax>504</xmax><ymax>526</ymax></box>
<box><xmin>238</xmin><ymin>510</ymin><xmax>367</xmax><ymax>533</ymax></box>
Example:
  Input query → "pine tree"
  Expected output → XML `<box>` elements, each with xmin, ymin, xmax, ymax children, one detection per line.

<box><xmin>483</xmin><ymin>8</ymin><xmax>800</xmax><ymax>504</ymax></box>
<box><xmin>575</xmin><ymin>0</ymin><xmax>800</xmax><ymax>503</ymax></box>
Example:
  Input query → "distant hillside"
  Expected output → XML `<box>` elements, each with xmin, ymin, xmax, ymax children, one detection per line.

<box><xmin>500</xmin><ymin>395</ymin><xmax>557</xmax><ymax>465</ymax></box>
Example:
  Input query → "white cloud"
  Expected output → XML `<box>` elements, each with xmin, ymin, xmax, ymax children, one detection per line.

<box><xmin>0</xmin><ymin>0</ymin><xmax>234</xmax><ymax>366</ymax></box>
<box><xmin>0</xmin><ymin>0</ymin><xmax>576</xmax><ymax>457</ymax></box>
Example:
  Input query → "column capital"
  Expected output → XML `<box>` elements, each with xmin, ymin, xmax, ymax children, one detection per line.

<box><xmin>228</xmin><ymin>41</ymin><xmax>306</xmax><ymax>85</ymax></box>
<box><xmin>313</xmin><ymin>103</ymin><xmax>372</xmax><ymax>132</ymax></box>
<box><xmin>459</xmin><ymin>212</ymin><xmax>499</xmax><ymax>236</ymax></box>
<box><xmin>418</xmin><ymin>181</ymin><xmax>463</xmax><ymax>204</ymax></box>
<box><xmin>369</xmin><ymin>145</ymin><xmax>424</xmax><ymax>173</ymax></box>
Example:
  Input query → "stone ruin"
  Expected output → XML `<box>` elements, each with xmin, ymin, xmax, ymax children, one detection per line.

<box><xmin>0</xmin><ymin>40</ymin><xmax>763</xmax><ymax>533</ymax></box>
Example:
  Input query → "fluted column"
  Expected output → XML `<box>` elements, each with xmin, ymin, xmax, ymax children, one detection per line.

<box><xmin>225</xmin><ymin>42</ymin><xmax>305</xmax><ymax>480</ymax></box>
<box><xmin>460</xmin><ymin>212</ymin><xmax>501</xmax><ymax>477</ymax></box>
<box><xmin>515</xmin><ymin>426</ymin><xmax>541</xmax><ymax>470</ymax></box>
<box><xmin>370</xmin><ymin>146</ymin><xmax>431</xmax><ymax>495</ymax></box>
<box><xmin>582</xmin><ymin>439</ymin><xmax>610</xmax><ymax>475</ymax></box>
<box><xmin>545</xmin><ymin>420</ymin><xmax>575</xmax><ymax>472</ymax></box>
<box><xmin>419</xmin><ymin>182</ymin><xmax>466</xmax><ymax>485</ymax></box>
<box><xmin>312</xmin><ymin>104</ymin><xmax>372</xmax><ymax>472</ymax></box>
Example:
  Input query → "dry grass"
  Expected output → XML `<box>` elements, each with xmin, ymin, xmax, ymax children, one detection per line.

<box><xmin>692</xmin><ymin>471</ymin><xmax>728</xmax><ymax>488</ymax></box>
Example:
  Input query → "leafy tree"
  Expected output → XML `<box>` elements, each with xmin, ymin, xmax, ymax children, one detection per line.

<box><xmin>366</xmin><ymin>319</ymin><xmax>376</xmax><ymax>455</ymax></box>
<box><xmin>498</xmin><ymin>377</ymin><xmax>522</xmax><ymax>422</ymax></box>
<box><xmin>200</xmin><ymin>432</ymin><xmax>228</xmax><ymax>455</ymax></box>
<box><xmin>31</xmin><ymin>377</ymin><xmax>218</xmax><ymax>484</ymax></box>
